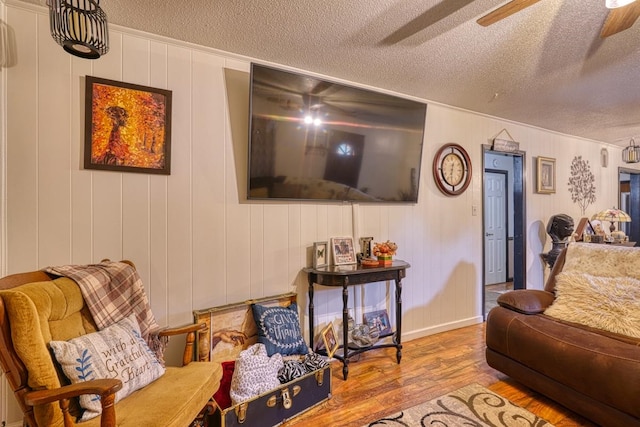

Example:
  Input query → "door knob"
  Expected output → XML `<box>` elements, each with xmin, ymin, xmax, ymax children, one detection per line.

<box><xmin>485</xmin><ymin>232</ymin><xmax>494</xmax><ymax>237</ymax></box>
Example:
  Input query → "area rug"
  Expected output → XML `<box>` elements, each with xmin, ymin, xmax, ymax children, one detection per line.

<box><xmin>366</xmin><ymin>383</ymin><xmax>554</xmax><ymax>427</ymax></box>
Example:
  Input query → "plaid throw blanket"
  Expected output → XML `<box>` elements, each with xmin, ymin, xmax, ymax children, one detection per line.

<box><xmin>45</xmin><ymin>261</ymin><xmax>167</xmax><ymax>363</ymax></box>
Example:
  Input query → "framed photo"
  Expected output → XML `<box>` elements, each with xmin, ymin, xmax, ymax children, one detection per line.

<box><xmin>331</xmin><ymin>237</ymin><xmax>357</xmax><ymax>265</ymax></box>
<box><xmin>359</xmin><ymin>237</ymin><xmax>374</xmax><ymax>258</ymax></box>
<box><xmin>321</xmin><ymin>322</ymin><xmax>339</xmax><ymax>358</ymax></box>
<box><xmin>84</xmin><ymin>76</ymin><xmax>172</xmax><ymax>175</ymax></box>
<box><xmin>536</xmin><ymin>157</ymin><xmax>555</xmax><ymax>194</ymax></box>
<box><xmin>363</xmin><ymin>309</ymin><xmax>392</xmax><ymax>336</ymax></box>
<box><xmin>312</xmin><ymin>241</ymin><xmax>328</xmax><ymax>269</ymax></box>
<box><xmin>574</xmin><ymin>217</ymin><xmax>595</xmax><ymax>241</ymax></box>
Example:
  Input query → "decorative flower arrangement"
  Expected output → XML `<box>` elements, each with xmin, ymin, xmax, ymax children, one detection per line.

<box><xmin>373</xmin><ymin>240</ymin><xmax>398</xmax><ymax>257</ymax></box>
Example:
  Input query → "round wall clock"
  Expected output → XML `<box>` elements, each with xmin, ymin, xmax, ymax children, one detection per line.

<box><xmin>432</xmin><ymin>143</ymin><xmax>472</xmax><ymax>196</ymax></box>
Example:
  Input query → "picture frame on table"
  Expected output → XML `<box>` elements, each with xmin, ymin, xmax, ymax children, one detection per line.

<box><xmin>574</xmin><ymin>217</ymin><xmax>595</xmax><ymax>242</ymax></box>
<box><xmin>320</xmin><ymin>322</ymin><xmax>339</xmax><ymax>358</ymax></box>
<box><xmin>363</xmin><ymin>309</ymin><xmax>392</xmax><ymax>336</ymax></box>
<box><xmin>312</xmin><ymin>241</ymin><xmax>328</xmax><ymax>269</ymax></box>
<box><xmin>359</xmin><ymin>237</ymin><xmax>374</xmax><ymax>258</ymax></box>
<box><xmin>84</xmin><ymin>76</ymin><xmax>172</xmax><ymax>175</ymax></box>
<box><xmin>536</xmin><ymin>156</ymin><xmax>556</xmax><ymax>194</ymax></box>
<box><xmin>331</xmin><ymin>237</ymin><xmax>357</xmax><ymax>265</ymax></box>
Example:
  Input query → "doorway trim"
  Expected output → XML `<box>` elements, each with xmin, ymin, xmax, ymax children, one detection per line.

<box><xmin>619</xmin><ymin>166</ymin><xmax>640</xmax><ymax>244</ymax></box>
<box><xmin>482</xmin><ymin>145</ymin><xmax>527</xmax><ymax>319</ymax></box>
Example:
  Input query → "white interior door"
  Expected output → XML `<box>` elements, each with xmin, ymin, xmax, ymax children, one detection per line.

<box><xmin>484</xmin><ymin>172</ymin><xmax>507</xmax><ymax>285</ymax></box>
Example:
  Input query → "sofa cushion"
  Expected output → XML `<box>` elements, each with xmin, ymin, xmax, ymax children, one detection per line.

<box><xmin>544</xmin><ymin>272</ymin><xmax>640</xmax><ymax>339</ymax></box>
<box><xmin>79</xmin><ymin>362</ymin><xmax>222</xmax><ymax>427</ymax></box>
<box><xmin>1</xmin><ymin>278</ymin><xmax>99</xmax><ymax>427</ymax></box>
<box><xmin>50</xmin><ymin>314</ymin><xmax>165</xmax><ymax>421</ymax></box>
<box><xmin>486</xmin><ymin>306</ymin><xmax>640</xmax><ymax>419</ymax></box>
<box><xmin>562</xmin><ymin>242</ymin><xmax>640</xmax><ymax>280</ymax></box>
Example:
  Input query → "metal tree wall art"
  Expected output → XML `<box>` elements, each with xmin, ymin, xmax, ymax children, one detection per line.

<box><xmin>568</xmin><ymin>156</ymin><xmax>596</xmax><ymax>215</ymax></box>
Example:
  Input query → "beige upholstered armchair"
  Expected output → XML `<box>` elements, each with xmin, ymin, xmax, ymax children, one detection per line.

<box><xmin>0</xmin><ymin>265</ymin><xmax>222</xmax><ymax>427</ymax></box>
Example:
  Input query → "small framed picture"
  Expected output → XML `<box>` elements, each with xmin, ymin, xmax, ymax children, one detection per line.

<box><xmin>321</xmin><ymin>322</ymin><xmax>339</xmax><ymax>358</ymax></box>
<box><xmin>312</xmin><ymin>241</ymin><xmax>328</xmax><ymax>269</ymax></box>
<box><xmin>359</xmin><ymin>237</ymin><xmax>374</xmax><ymax>258</ymax></box>
<box><xmin>331</xmin><ymin>237</ymin><xmax>357</xmax><ymax>265</ymax></box>
<box><xmin>536</xmin><ymin>156</ymin><xmax>556</xmax><ymax>194</ymax></box>
<box><xmin>363</xmin><ymin>309</ymin><xmax>392</xmax><ymax>336</ymax></box>
<box><xmin>574</xmin><ymin>217</ymin><xmax>595</xmax><ymax>242</ymax></box>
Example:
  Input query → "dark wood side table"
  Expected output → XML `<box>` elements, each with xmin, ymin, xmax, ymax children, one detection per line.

<box><xmin>303</xmin><ymin>260</ymin><xmax>410</xmax><ymax>380</ymax></box>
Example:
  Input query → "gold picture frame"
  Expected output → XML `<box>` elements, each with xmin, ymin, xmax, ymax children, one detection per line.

<box><xmin>536</xmin><ymin>156</ymin><xmax>556</xmax><ymax>194</ymax></box>
<box><xmin>320</xmin><ymin>322</ymin><xmax>339</xmax><ymax>358</ymax></box>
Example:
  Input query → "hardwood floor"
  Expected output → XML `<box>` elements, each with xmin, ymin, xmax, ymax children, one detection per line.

<box><xmin>282</xmin><ymin>323</ymin><xmax>596</xmax><ymax>427</ymax></box>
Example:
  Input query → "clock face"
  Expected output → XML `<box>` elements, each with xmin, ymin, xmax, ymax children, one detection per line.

<box><xmin>442</xmin><ymin>153</ymin><xmax>464</xmax><ymax>186</ymax></box>
<box><xmin>433</xmin><ymin>143</ymin><xmax>472</xmax><ymax>196</ymax></box>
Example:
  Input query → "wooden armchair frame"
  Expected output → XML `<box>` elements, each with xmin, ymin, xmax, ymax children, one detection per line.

<box><xmin>0</xmin><ymin>266</ymin><xmax>214</xmax><ymax>427</ymax></box>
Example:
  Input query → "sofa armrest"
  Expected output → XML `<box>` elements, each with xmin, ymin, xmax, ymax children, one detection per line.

<box><xmin>158</xmin><ymin>322</ymin><xmax>206</xmax><ymax>337</ymax></box>
<box><xmin>156</xmin><ymin>323</ymin><xmax>207</xmax><ymax>366</ymax></box>
<box><xmin>25</xmin><ymin>379</ymin><xmax>122</xmax><ymax>427</ymax></box>
<box><xmin>497</xmin><ymin>290</ymin><xmax>555</xmax><ymax>314</ymax></box>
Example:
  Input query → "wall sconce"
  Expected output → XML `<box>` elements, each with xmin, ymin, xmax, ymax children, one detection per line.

<box><xmin>47</xmin><ymin>0</ymin><xmax>109</xmax><ymax>59</ymax></box>
<box><xmin>622</xmin><ymin>138</ymin><xmax>640</xmax><ymax>163</ymax></box>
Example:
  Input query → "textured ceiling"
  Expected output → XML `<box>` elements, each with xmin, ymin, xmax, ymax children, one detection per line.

<box><xmin>24</xmin><ymin>0</ymin><xmax>640</xmax><ymax>146</ymax></box>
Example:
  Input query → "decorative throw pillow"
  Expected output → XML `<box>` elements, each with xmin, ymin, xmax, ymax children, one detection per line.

<box><xmin>251</xmin><ymin>303</ymin><xmax>309</xmax><ymax>356</ymax></box>
<box><xmin>278</xmin><ymin>359</ymin><xmax>307</xmax><ymax>383</ymax></box>
<box><xmin>230</xmin><ymin>343</ymin><xmax>283</xmax><ymax>405</ymax></box>
<box><xmin>49</xmin><ymin>314</ymin><xmax>165</xmax><ymax>421</ymax></box>
<box><xmin>277</xmin><ymin>352</ymin><xmax>329</xmax><ymax>383</ymax></box>
<box><xmin>544</xmin><ymin>271</ymin><xmax>640</xmax><ymax>339</ymax></box>
<box><xmin>213</xmin><ymin>360</ymin><xmax>236</xmax><ymax>410</ymax></box>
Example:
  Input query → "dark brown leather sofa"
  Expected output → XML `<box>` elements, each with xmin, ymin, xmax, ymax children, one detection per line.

<box><xmin>485</xmin><ymin>244</ymin><xmax>640</xmax><ymax>426</ymax></box>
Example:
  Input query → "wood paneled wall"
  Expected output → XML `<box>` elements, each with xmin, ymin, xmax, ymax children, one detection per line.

<box><xmin>1</xmin><ymin>1</ymin><xmax>635</xmax><ymax>425</ymax></box>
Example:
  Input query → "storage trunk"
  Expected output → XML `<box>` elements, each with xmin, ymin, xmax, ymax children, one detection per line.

<box><xmin>194</xmin><ymin>293</ymin><xmax>332</xmax><ymax>427</ymax></box>
<box><xmin>211</xmin><ymin>365</ymin><xmax>330</xmax><ymax>427</ymax></box>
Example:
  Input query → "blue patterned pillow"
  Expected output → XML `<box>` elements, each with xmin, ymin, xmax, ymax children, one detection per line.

<box><xmin>251</xmin><ymin>303</ymin><xmax>309</xmax><ymax>356</ymax></box>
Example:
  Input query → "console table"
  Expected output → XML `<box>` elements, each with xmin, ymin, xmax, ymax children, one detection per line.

<box><xmin>303</xmin><ymin>260</ymin><xmax>410</xmax><ymax>380</ymax></box>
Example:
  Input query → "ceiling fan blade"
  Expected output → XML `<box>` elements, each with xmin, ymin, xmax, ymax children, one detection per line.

<box><xmin>477</xmin><ymin>0</ymin><xmax>543</xmax><ymax>27</ymax></box>
<box><xmin>601</xmin><ymin>1</ymin><xmax>640</xmax><ymax>37</ymax></box>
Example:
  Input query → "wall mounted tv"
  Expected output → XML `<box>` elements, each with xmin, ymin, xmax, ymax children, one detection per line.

<box><xmin>248</xmin><ymin>63</ymin><xmax>427</xmax><ymax>203</ymax></box>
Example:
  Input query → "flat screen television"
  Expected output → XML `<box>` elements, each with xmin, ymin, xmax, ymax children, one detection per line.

<box><xmin>248</xmin><ymin>63</ymin><xmax>427</xmax><ymax>203</ymax></box>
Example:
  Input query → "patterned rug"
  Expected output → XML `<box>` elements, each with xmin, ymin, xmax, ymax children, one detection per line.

<box><xmin>366</xmin><ymin>383</ymin><xmax>554</xmax><ymax>427</ymax></box>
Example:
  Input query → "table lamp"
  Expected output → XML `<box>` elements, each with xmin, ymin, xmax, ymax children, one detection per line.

<box><xmin>591</xmin><ymin>208</ymin><xmax>631</xmax><ymax>241</ymax></box>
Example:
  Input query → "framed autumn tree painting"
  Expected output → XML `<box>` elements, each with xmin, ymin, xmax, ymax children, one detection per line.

<box><xmin>84</xmin><ymin>76</ymin><xmax>172</xmax><ymax>174</ymax></box>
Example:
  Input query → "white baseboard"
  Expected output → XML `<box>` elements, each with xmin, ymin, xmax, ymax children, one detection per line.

<box><xmin>401</xmin><ymin>316</ymin><xmax>484</xmax><ymax>342</ymax></box>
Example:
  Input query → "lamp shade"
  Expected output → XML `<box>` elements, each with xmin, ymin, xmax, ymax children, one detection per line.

<box><xmin>592</xmin><ymin>208</ymin><xmax>631</xmax><ymax>223</ymax></box>
<box><xmin>606</xmin><ymin>0</ymin><xmax>636</xmax><ymax>8</ymax></box>
<box><xmin>592</xmin><ymin>208</ymin><xmax>631</xmax><ymax>233</ymax></box>
<box><xmin>47</xmin><ymin>0</ymin><xmax>109</xmax><ymax>59</ymax></box>
<box><xmin>623</xmin><ymin>138</ymin><xmax>640</xmax><ymax>163</ymax></box>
